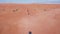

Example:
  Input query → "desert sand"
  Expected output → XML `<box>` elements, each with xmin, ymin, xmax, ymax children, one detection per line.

<box><xmin>0</xmin><ymin>4</ymin><xmax>60</xmax><ymax>34</ymax></box>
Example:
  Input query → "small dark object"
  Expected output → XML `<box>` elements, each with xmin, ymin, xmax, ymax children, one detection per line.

<box><xmin>44</xmin><ymin>9</ymin><xmax>47</xmax><ymax>11</ymax></box>
<box><xmin>13</xmin><ymin>10</ymin><xmax>16</xmax><ymax>12</ymax></box>
<box><xmin>27</xmin><ymin>9</ymin><xmax>30</xmax><ymax>15</ymax></box>
<box><xmin>29</xmin><ymin>31</ymin><xmax>32</xmax><ymax>34</ymax></box>
<box><xmin>13</xmin><ymin>9</ymin><xmax>18</xmax><ymax>12</ymax></box>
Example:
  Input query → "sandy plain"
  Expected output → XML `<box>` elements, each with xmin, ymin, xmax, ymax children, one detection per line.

<box><xmin>0</xmin><ymin>4</ymin><xmax>60</xmax><ymax>34</ymax></box>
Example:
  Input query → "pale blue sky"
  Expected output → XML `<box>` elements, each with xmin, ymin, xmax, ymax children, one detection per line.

<box><xmin>0</xmin><ymin>0</ymin><xmax>60</xmax><ymax>4</ymax></box>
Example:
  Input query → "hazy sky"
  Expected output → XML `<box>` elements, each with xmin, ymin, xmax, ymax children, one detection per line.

<box><xmin>0</xmin><ymin>0</ymin><xmax>60</xmax><ymax>4</ymax></box>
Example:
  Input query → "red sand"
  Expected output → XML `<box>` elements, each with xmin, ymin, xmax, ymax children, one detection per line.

<box><xmin>0</xmin><ymin>4</ymin><xmax>60</xmax><ymax>34</ymax></box>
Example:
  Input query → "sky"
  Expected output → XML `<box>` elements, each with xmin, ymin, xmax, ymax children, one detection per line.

<box><xmin>0</xmin><ymin>0</ymin><xmax>60</xmax><ymax>4</ymax></box>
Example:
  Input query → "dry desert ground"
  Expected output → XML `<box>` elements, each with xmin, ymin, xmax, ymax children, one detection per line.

<box><xmin>0</xmin><ymin>4</ymin><xmax>60</xmax><ymax>34</ymax></box>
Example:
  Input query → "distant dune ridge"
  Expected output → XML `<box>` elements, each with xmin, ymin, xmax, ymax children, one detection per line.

<box><xmin>0</xmin><ymin>4</ymin><xmax>60</xmax><ymax>34</ymax></box>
